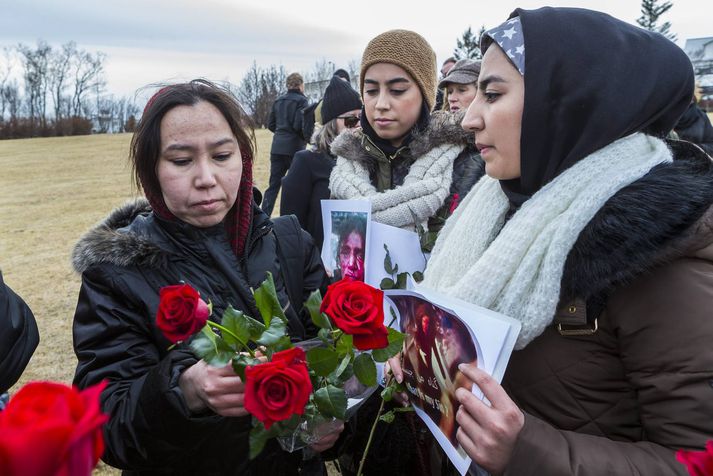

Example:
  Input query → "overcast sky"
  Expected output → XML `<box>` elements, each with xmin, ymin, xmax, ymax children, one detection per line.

<box><xmin>1</xmin><ymin>0</ymin><xmax>710</xmax><ymax>103</ymax></box>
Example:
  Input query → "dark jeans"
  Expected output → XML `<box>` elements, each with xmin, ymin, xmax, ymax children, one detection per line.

<box><xmin>262</xmin><ymin>153</ymin><xmax>293</xmax><ymax>216</ymax></box>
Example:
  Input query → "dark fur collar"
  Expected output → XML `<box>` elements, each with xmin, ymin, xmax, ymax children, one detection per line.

<box><xmin>330</xmin><ymin>110</ymin><xmax>471</xmax><ymax>164</ymax></box>
<box><xmin>72</xmin><ymin>198</ymin><xmax>169</xmax><ymax>274</ymax></box>
<box><xmin>561</xmin><ymin>139</ymin><xmax>713</xmax><ymax>302</ymax></box>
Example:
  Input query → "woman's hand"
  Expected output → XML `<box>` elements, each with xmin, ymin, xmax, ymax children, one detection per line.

<box><xmin>455</xmin><ymin>364</ymin><xmax>524</xmax><ymax>475</ymax></box>
<box><xmin>179</xmin><ymin>360</ymin><xmax>249</xmax><ymax>417</ymax></box>
<box><xmin>308</xmin><ymin>420</ymin><xmax>345</xmax><ymax>452</ymax></box>
<box><xmin>385</xmin><ymin>354</ymin><xmax>409</xmax><ymax>406</ymax></box>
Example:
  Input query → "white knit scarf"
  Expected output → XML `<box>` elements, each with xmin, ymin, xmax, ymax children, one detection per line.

<box><xmin>423</xmin><ymin>133</ymin><xmax>673</xmax><ymax>349</ymax></box>
<box><xmin>329</xmin><ymin>143</ymin><xmax>465</xmax><ymax>230</ymax></box>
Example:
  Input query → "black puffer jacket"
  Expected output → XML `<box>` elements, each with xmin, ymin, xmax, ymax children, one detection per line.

<box><xmin>72</xmin><ymin>199</ymin><xmax>328</xmax><ymax>476</ymax></box>
<box><xmin>268</xmin><ymin>89</ymin><xmax>309</xmax><ymax>156</ymax></box>
<box><xmin>0</xmin><ymin>270</ymin><xmax>39</xmax><ymax>395</ymax></box>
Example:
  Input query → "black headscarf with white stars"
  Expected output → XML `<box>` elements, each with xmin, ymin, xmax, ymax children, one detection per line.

<box><xmin>483</xmin><ymin>7</ymin><xmax>694</xmax><ymax>205</ymax></box>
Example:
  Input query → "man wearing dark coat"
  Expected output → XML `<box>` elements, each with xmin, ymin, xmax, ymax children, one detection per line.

<box><xmin>263</xmin><ymin>72</ymin><xmax>309</xmax><ymax>216</ymax></box>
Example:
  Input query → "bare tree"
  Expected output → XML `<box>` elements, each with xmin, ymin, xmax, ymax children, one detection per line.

<box><xmin>18</xmin><ymin>40</ymin><xmax>52</xmax><ymax>133</ymax></box>
<box><xmin>48</xmin><ymin>42</ymin><xmax>76</xmax><ymax>122</ymax></box>
<box><xmin>236</xmin><ymin>62</ymin><xmax>286</xmax><ymax>127</ymax></box>
<box><xmin>0</xmin><ymin>47</ymin><xmax>15</xmax><ymax>122</ymax></box>
<box><xmin>70</xmin><ymin>49</ymin><xmax>105</xmax><ymax>117</ymax></box>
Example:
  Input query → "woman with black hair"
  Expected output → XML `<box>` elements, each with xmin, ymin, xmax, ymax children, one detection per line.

<box><xmin>71</xmin><ymin>80</ymin><xmax>341</xmax><ymax>475</ymax></box>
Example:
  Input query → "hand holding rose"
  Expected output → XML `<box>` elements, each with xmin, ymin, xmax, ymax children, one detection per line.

<box><xmin>179</xmin><ymin>361</ymin><xmax>249</xmax><ymax>417</ymax></box>
<box><xmin>455</xmin><ymin>364</ymin><xmax>524</xmax><ymax>475</ymax></box>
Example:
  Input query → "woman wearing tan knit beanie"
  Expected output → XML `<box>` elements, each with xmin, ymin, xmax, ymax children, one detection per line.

<box><xmin>333</xmin><ymin>30</ymin><xmax>485</xmax><ymax>476</ymax></box>
<box><xmin>329</xmin><ymin>29</ymin><xmax>484</xmax><ymax>239</ymax></box>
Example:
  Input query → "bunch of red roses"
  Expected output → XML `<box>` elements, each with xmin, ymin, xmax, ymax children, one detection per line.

<box><xmin>156</xmin><ymin>274</ymin><xmax>404</xmax><ymax>458</ymax></box>
<box><xmin>0</xmin><ymin>381</ymin><xmax>108</xmax><ymax>476</ymax></box>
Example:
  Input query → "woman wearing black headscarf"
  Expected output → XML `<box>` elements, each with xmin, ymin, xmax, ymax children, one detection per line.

<box><xmin>418</xmin><ymin>7</ymin><xmax>713</xmax><ymax>475</ymax></box>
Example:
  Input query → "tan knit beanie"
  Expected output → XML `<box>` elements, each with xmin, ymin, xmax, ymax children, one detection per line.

<box><xmin>360</xmin><ymin>30</ymin><xmax>437</xmax><ymax>110</ymax></box>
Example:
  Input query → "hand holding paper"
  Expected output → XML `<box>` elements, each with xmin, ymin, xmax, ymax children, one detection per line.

<box><xmin>455</xmin><ymin>364</ymin><xmax>524</xmax><ymax>475</ymax></box>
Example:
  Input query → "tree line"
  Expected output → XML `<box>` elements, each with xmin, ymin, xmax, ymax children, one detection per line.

<box><xmin>0</xmin><ymin>41</ymin><xmax>139</xmax><ymax>139</ymax></box>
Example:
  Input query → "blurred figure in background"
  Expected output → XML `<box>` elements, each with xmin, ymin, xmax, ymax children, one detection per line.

<box><xmin>674</xmin><ymin>84</ymin><xmax>713</xmax><ymax>156</ymax></box>
<box><xmin>434</xmin><ymin>57</ymin><xmax>457</xmax><ymax>111</ymax></box>
<box><xmin>438</xmin><ymin>59</ymin><xmax>481</xmax><ymax>113</ymax></box>
<box><xmin>281</xmin><ymin>75</ymin><xmax>362</xmax><ymax>249</ymax></box>
<box><xmin>264</xmin><ymin>72</ymin><xmax>309</xmax><ymax>216</ymax></box>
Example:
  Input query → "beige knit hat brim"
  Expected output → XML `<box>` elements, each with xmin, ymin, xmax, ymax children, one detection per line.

<box><xmin>360</xmin><ymin>30</ymin><xmax>437</xmax><ymax>110</ymax></box>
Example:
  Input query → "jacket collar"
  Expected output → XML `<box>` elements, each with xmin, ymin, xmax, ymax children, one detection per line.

<box><xmin>72</xmin><ymin>198</ymin><xmax>271</xmax><ymax>274</ymax></box>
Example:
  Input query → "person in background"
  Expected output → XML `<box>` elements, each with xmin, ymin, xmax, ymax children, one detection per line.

<box><xmin>264</xmin><ymin>72</ymin><xmax>309</xmax><ymax>216</ymax></box>
<box><xmin>434</xmin><ymin>57</ymin><xmax>457</xmax><ymax>111</ymax></box>
<box><xmin>71</xmin><ymin>80</ymin><xmax>340</xmax><ymax>476</ymax></box>
<box><xmin>674</xmin><ymin>84</ymin><xmax>713</xmax><ymax>156</ymax></box>
<box><xmin>0</xmin><ymin>269</ymin><xmax>39</xmax><ymax>410</ymax></box>
<box><xmin>438</xmin><ymin>58</ymin><xmax>481</xmax><ymax>113</ymax></box>
<box><xmin>281</xmin><ymin>75</ymin><xmax>362</xmax><ymax>249</ymax></box>
<box><xmin>419</xmin><ymin>8</ymin><xmax>713</xmax><ymax>475</ymax></box>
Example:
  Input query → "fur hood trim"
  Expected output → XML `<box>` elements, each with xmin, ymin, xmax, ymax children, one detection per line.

<box><xmin>72</xmin><ymin>198</ymin><xmax>169</xmax><ymax>274</ymax></box>
<box><xmin>330</xmin><ymin>110</ymin><xmax>471</xmax><ymax>163</ymax></box>
<box><xmin>561</xmin><ymin>140</ymin><xmax>713</xmax><ymax>302</ymax></box>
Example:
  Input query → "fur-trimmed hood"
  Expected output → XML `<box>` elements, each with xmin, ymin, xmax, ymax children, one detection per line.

<box><xmin>72</xmin><ymin>198</ymin><xmax>168</xmax><ymax>274</ymax></box>
<box><xmin>560</xmin><ymin>139</ymin><xmax>713</xmax><ymax>304</ymax></box>
<box><xmin>330</xmin><ymin>110</ymin><xmax>471</xmax><ymax>164</ymax></box>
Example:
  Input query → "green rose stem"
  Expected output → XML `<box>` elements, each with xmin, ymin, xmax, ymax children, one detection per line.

<box><xmin>356</xmin><ymin>396</ymin><xmax>386</xmax><ymax>476</ymax></box>
<box><xmin>208</xmin><ymin>321</ymin><xmax>256</xmax><ymax>358</ymax></box>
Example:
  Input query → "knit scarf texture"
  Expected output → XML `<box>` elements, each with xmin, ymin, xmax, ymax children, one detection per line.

<box><xmin>329</xmin><ymin>142</ymin><xmax>465</xmax><ymax>230</ymax></box>
<box><xmin>422</xmin><ymin>133</ymin><xmax>673</xmax><ymax>349</ymax></box>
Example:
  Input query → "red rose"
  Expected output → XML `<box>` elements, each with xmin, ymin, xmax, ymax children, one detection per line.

<box><xmin>677</xmin><ymin>441</ymin><xmax>713</xmax><ymax>476</ymax></box>
<box><xmin>156</xmin><ymin>284</ymin><xmax>210</xmax><ymax>343</ymax></box>
<box><xmin>0</xmin><ymin>381</ymin><xmax>108</xmax><ymax>476</ymax></box>
<box><xmin>244</xmin><ymin>347</ymin><xmax>312</xmax><ymax>430</ymax></box>
<box><xmin>320</xmin><ymin>278</ymin><xmax>388</xmax><ymax>350</ymax></box>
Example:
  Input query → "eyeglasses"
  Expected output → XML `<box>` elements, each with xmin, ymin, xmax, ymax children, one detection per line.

<box><xmin>337</xmin><ymin>115</ymin><xmax>360</xmax><ymax>128</ymax></box>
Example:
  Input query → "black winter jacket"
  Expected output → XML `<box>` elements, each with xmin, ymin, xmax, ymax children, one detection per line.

<box><xmin>268</xmin><ymin>89</ymin><xmax>309</xmax><ymax>156</ymax></box>
<box><xmin>0</xmin><ymin>270</ymin><xmax>39</xmax><ymax>395</ymax></box>
<box><xmin>280</xmin><ymin>149</ymin><xmax>335</xmax><ymax>249</ymax></box>
<box><xmin>675</xmin><ymin>102</ymin><xmax>713</xmax><ymax>156</ymax></box>
<box><xmin>71</xmin><ymin>199</ymin><xmax>328</xmax><ymax>475</ymax></box>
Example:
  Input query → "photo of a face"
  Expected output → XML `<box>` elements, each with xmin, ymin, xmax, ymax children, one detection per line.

<box><xmin>390</xmin><ymin>296</ymin><xmax>479</xmax><ymax>450</ymax></box>
<box><xmin>331</xmin><ymin>211</ymin><xmax>368</xmax><ymax>282</ymax></box>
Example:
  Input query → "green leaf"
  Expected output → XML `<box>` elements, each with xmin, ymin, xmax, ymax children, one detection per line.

<box><xmin>395</xmin><ymin>272</ymin><xmax>408</xmax><ymax>290</ymax></box>
<box><xmin>253</xmin><ymin>272</ymin><xmax>286</xmax><ymax>327</ymax></box>
<box><xmin>383</xmin><ymin>244</ymin><xmax>395</xmax><ymax>275</ymax></box>
<box><xmin>335</xmin><ymin>333</ymin><xmax>353</xmax><ymax>356</ymax></box>
<box><xmin>306</xmin><ymin>347</ymin><xmax>340</xmax><ymax>376</ymax></box>
<box><xmin>306</xmin><ymin>290</ymin><xmax>332</xmax><ymax>330</ymax></box>
<box><xmin>249</xmin><ymin>423</ymin><xmax>275</xmax><ymax>459</ymax></box>
<box><xmin>380</xmin><ymin>383</ymin><xmax>396</xmax><ymax>402</ymax></box>
<box><xmin>243</xmin><ymin>315</ymin><xmax>267</xmax><ymax>341</ymax></box>
<box><xmin>412</xmin><ymin>271</ymin><xmax>424</xmax><ymax>283</ymax></box>
<box><xmin>264</xmin><ymin>335</ymin><xmax>293</xmax><ymax>358</ymax></box>
<box><xmin>380</xmin><ymin>277</ymin><xmax>395</xmax><ymax>290</ymax></box>
<box><xmin>328</xmin><ymin>353</ymin><xmax>353</xmax><ymax>384</ymax></box>
<box><xmin>379</xmin><ymin>410</ymin><xmax>395</xmax><ymax>423</ymax></box>
<box><xmin>256</xmin><ymin>317</ymin><xmax>287</xmax><ymax>346</ymax></box>
<box><xmin>314</xmin><ymin>385</ymin><xmax>347</xmax><ymax>420</ymax></box>
<box><xmin>220</xmin><ymin>306</ymin><xmax>249</xmax><ymax>347</ymax></box>
<box><xmin>353</xmin><ymin>353</ymin><xmax>377</xmax><ymax>387</ymax></box>
<box><xmin>232</xmin><ymin>353</ymin><xmax>262</xmax><ymax>380</ymax></box>
<box><xmin>372</xmin><ymin>328</ymin><xmax>405</xmax><ymax>362</ymax></box>
<box><xmin>189</xmin><ymin>325</ymin><xmax>233</xmax><ymax>367</ymax></box>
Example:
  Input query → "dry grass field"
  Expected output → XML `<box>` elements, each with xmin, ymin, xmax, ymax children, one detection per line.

<box><xmin>0</xmin><ymin>130</ymin><xmax>275</xmax><ymax>475</ymax></box>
